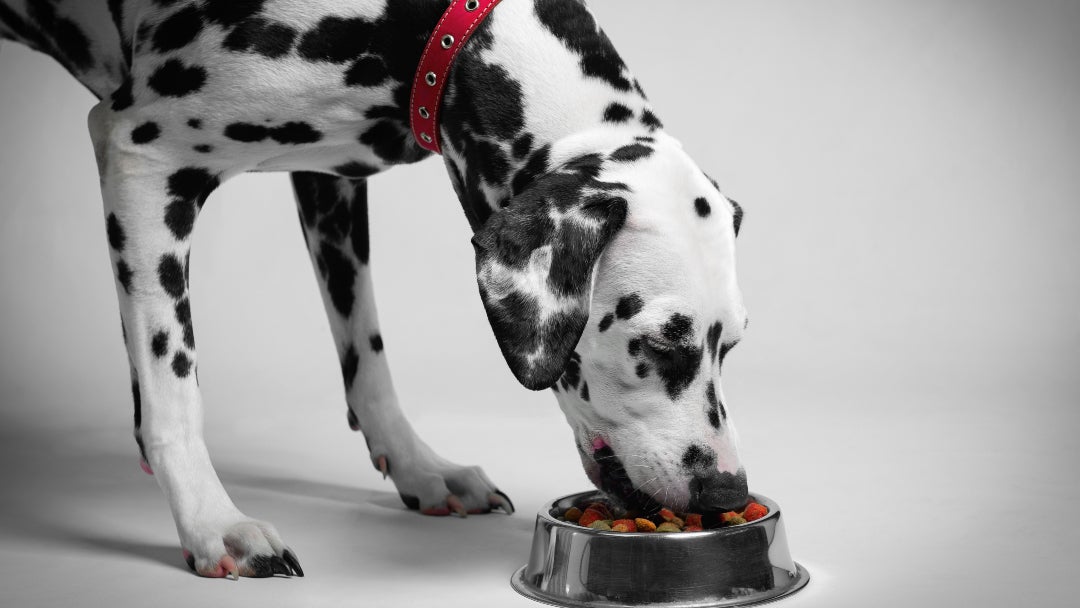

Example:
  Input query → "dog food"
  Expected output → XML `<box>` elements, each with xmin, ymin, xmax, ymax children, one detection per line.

<box><xmin>560</xmin><ymin>499</ymin><xmax>768</xmax><ymax>533</ymax></box>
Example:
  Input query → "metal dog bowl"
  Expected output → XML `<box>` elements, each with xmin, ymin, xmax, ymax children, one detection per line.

<box><xmin>511</xmin><ymin>491</ymin><xmax>808</xmax><ymax>608</ymax></box>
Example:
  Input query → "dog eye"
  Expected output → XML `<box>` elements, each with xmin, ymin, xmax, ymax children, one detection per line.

<box><xmin>643</xmin><ymin>337</ymin><xmax>676</xmax><ymax>357</ymax></box>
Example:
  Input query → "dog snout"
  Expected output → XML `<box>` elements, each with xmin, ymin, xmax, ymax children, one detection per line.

<box><xmin>688</xmin><ymin>469</ymin><xmax>748</xmax><ymax>512</ymax></box>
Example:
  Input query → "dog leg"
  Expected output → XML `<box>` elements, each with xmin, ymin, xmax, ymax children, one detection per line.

<box><xmin>89</xmin><ymin>100</ymin><xmax>302</xmax><ymax>578</ymax></box>
<box><xmin>291</xmin><ymin>172</ymin><xmax>513</xmax><ymax>516</ymax></box>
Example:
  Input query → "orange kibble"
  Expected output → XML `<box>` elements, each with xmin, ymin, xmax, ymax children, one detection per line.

<box><xmin>634</xmin><ymin>518</ymin><xmax>657</xmax><ymax>532</ymax></box>
<box><xmin>659</xmin><ymin>508</ymin><xmax>678</xmax><ymax>522</ymax></box>
<box><xmin>720</xmin><ymin>511</ymin><xmax>742</xmax><ymax>524</ymax></box>
<box><xmin>564</xmin><ymin>507</ymin><xmax>583</xmax><ymax>522</ymax></box>
<box><xmin>683</xmin><ymin>525</ymin><xmax>704</xmax><ymax>532</ymax></box>
<box><xmin>684</xmin><ymin>513</ymin><xmax>703</xmax><ymax>528</ymax></box>
<box><xmin>742</xmin><ymin>502</ymin><xmax>768</xmax><ymax>522</ymax></box>
<box><xmin>612</xmin><ymin>519</ymin><xmax>637</xmax><ymax>532</ymax></box>
<box><xmin>578</xmin><ymin>508</ymin><xmax>605</xmax><ymax>528</ymax></box>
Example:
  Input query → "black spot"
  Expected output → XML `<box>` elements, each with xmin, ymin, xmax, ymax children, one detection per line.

<box><xmin>369</xmin><ymin>334</ymin><xmax>383</xmax><ymax>353</ymax></box>
<box><xmin>694</xmin><ymin>197</ymin><xmax>711</xmax><ymax>218</ymax></box>
<box><xmin>628</xmin><ymin>338</ymin><xmax>641</xmax><ymax>356</ymax></box>
<box><xmin>187</xmin><ymin>118</ymin><xmax>203</xmax><ymax>129</ymax></box>
<box><xmin>512</xmin><ymin>134</ymin><xmax>534</xmax><ymax>160</ymax></box>
<box><xmin>111</xmin><ymin>78</ymin><xmax>134</xmax><ymax>111</ymax></box>
<box><xmin>297</xmin><ymin>16</ymin><xmax>373</xmax><ymax>63</ymax></box>
<box><xmin>175</xmin><ymin>298</ymin><xmax>194</xmax><ymax>348</ymax></box>
<box><xmin>131</xmin><ymin>122</ymin><xmax>161</xmax><ymax>144</ymax></box>
<box><xmin>580</xmin><ymin>381</ymin><xmax>590</xmax><ymax>402</ymax></box>
<box><xmin>510</xmin><ymin>144</ymin><xmax>551</xmax><ymax>196</ymax></box>
<box><xmin>706</xmin><ymin>381</ymin><xmax>722</xmax><ymax>429</ymax></box>
<box><xmin>563</xmin><ymin>153</ymin><xmax>604</xmax><ymax>179</ymax></box>
<box><xmin>641</xmin><ymin>109</ymin><xmax>663</xmax><ymax>130</ymax></box>
<box><xmin>563</xmin><ymin>355</ymin><xmax>581</xmax><ymax>389</ymax></box>
<box><xmin>350</xmin><ymin>181</ymin><xmax>370</xmax><ymax>264</ymax></box>
<box><xmin>345</xmin><ymin>55</ymin><xmax>389</xmax><ymax>87</ymax></box>
<box><xmin>106</xmin><ymin>213</ymin><xmax>126</xmax><ymax>251</ymax></box>
<box><xmin>603</xmin><ymin>102</ymin><xmax>633</xmax><ymax>123</ymax></box>
<box><xmin>652</xmin><ymin>314</ymin><xmax>704</xmax><ymax>400</ymax></box>
<box><xmin>319</xmin><ymin>242</ymin><xmax>355</xmax><ymax>317</ymax></box>
<box><xmin>158</xmin><ymin>254</ymin><xmax>186</xmax><ymax>299</ymax></box>
<box><xmin>151</xmin><ymin>331</ymin><xmax>169</xmax><ymax>358</ymax></box>
<box><xmin>224</xmin><ymin>122</ymin><xmax>268</xmax><ymax>142</ymax></box>
<box><xmin>168</xmin><ymin>167</ymin><xmax>219</xmax><ymax>209</ymax></box>
<box><xmin>203</xmin><ymin>0</ymin><xmax>267</xmax><ymax>27</ymax></box>
<box><xmin>682</xmin><ymin>444</ymin><xmax>716</xmax><ymax>471</ymax></box>
<box><xmin>610</xmin><ymin>144</ymin><xmax>653</xmax><ymax>163</ymax></box>
<box><xmin>535</xmin><ymin>0</ymin><xmax>633</xmax><ymax>91</ymax></box>
<box><xmin>730</xmin><ymin>198</ymin><xmax>743</xmax><ymax>236</ymax></box>
<box><xmin>615</xmin><ymin>294</ymin><xmax>644</xmax><ymax>320</ymax></box>
<box><xmin>153</xmin><ymin>5</ymin><xmax>203</xmax><ymax>53</ymax></box>
<box><xmin>223</xmin><ymin>18</ymin><xmax>297</xmax><ymax>59</ymax></box>
<box><xmin>193</xmin><ymin>144</ymin><xmax>213</xmax><ymax>153</ymax></box>
<box><xmin>165</xmin><ymin>200</ymin><xmax>196</xmax><ymax>239</ymax></box>
<box><xmin>359</xmin><ymin>120</ymin><xmax>408</xmax><ymax>163</ymax></box>
<box><xmin>347</xmin><ymin>408</ymin><xmax>360</xmax><ymax>430</ymax></box>
<box><xmin>333</xmin><ymin>161</ymin><xmax>379</xmax><ymax>179</ymax></box>
<box><xmin>172</xmin><ymin>351</ymin><xmax>192</xmax><ymax>378</ymax></box>
<box><xmin>598</xmin><ymin>313</ymin><xmax>614</xmax><ymax>332</ymax></box>
<box><xmin>706</xmin><ymin>322</ymin><xmax>723</xmax><ymax>361</ymax></box>
<box><xmin>131</xmin><ymin>380</ymin><xmax>141</xmax><ymax>429</ymax></box>
<box><xmin>341</xmin><ymin>344</ymin><xmax>359</xmax><ymax>390</ymax></box>
<box><xmin>116</xmin><ymin>260</ymin><xmax>133</xmax><ymax>294</ymax></box>
<box><xmin>635</xmin><ymin>362</ymin><xmax>650</xmax><ymax>378</ymax></box>
<box><xmin>662</xmin><ymin>313</ymin><xmax>694</xmax><ymax>343</ymax></box>
<box><xmin>148</xmin><ymin>59</ymin><xmax>207</xmax><ymax>97</ymax></box>
<box><xmin>635</xmin><ymin>136</ymin><xmax>655</xmax><ymax>143</ymax></box>
<box><xmin>270</xmin><ymin>122</ymin><xmax>322</xmax><ymax>145</ymax></box>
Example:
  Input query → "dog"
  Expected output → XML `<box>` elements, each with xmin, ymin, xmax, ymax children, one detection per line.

<box><xmin>0</xmin><ymin>0</ymin><xmax>750</xmax><ymax>579</ymax></box>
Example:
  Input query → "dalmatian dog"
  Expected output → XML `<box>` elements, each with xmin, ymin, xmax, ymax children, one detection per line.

<box><xmin>1</xmin><ymin>0</ymin><xmax>750</xmax><ymax>579</ymax></box>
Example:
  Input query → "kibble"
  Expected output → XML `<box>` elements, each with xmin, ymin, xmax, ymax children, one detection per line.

<box><xmin>562</xmin><ymin>500</ymin><xmax>769</xmax><ymax>533</ymax></box>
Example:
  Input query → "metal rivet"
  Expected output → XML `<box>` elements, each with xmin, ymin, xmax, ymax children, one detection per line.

<box><xmin>441</xmin><ymin>34</ymin><xmax>454</xmax><ymax>49</ymax></box>
<box><xmin>425</xmin><ymin>71</ymin><xmax>437</xmax><ymax>86</ymax></box>
<box><xmin>418</xmin><ymin>106</ymin><xmax>430</xmax><ymax>119</ymax></box>
<box><xmin>420</xmin><ymin>133</ymin><xmax>433</xmax><ymax>143</ymax></box>
<box><xmin>465</xmin><ymin>0</ymin><xmax>479</xmax><ymax>11</ymax></box>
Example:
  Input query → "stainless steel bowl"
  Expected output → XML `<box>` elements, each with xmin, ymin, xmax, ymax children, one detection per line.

<box><xmin>511</xmin><ymin>491</ymin><xmax>808</xmax><ymax>608</ymax></box>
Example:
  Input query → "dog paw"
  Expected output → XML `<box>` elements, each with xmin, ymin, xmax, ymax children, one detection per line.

<box><xmin>181</xmin><ymin>517</ymin><xmax>303</xmax><ymax>579</ymax></box>
<box><xmin>373</xmin><ymin>454</ymin><xmax>514</xmax><ymax>517</ymax></box>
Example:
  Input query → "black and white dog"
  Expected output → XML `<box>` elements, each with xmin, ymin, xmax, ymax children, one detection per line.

<box><xmin>0</xmin><ymin>0</ymin><xmax>749</xmax><ymax>578</ymax></box>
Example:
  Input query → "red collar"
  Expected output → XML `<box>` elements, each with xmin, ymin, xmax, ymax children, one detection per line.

<box><xmin>410</xmin><ymin>0</ymin><xmax>506</xmax><ymax>155</ymax></box>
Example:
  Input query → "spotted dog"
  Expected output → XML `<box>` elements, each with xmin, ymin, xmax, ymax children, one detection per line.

<box><xmin>0</xmin><ymin>0</ymin><xmax>750</xmax><ymax>579</ymax></box>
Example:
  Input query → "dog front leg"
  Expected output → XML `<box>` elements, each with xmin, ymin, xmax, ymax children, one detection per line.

<box><xmin>291</xmin><ymin>172</ymin><xmax>513</xmax><ymax>517</ymax></box>
<box><xmin>89</xmin><ymin>100</ymin><xmax>302</xmax><ymax>578</ymax></box>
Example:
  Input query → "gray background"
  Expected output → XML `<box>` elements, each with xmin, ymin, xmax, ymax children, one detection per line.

<box><xmin>1</xmin><ymin>1</ymin><xmax>1077</xmax><ymax>606</ymax></box>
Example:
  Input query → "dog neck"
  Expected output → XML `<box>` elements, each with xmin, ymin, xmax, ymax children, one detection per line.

<box><xmin>432</xmin><ymin>0</ymin><xmax>661</xmax><ymax>232</ymax></box>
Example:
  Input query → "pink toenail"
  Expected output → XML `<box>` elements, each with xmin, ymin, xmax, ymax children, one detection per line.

<box><xmin>182</xmin><ymin>549</ymin><xmax>192</xmax><ymax>560</ymax></box>
<box><xmin>140</xmin><ymin>460</ymin><xmax>154</xmax><ymax>475</ymax></box>
<box><xmin>592</xmin><ymin>436</ymin><xmax>608</xmax><ymax>452</ymax></box>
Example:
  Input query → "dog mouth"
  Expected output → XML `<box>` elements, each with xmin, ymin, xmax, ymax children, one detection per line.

<box><xmin>587</xmin><ymin>437</ymin><xmax>663</xmax><ymax>514</ymax></box>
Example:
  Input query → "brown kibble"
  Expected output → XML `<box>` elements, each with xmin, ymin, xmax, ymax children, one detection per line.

<box><xmin>656</xmin><ymin>522</ymin><xmax>682</xmax><ymax>533</ymax></box>
<box><xmin>683</xmin><ymin>525</ymin><xmax>704</xmax><ymax>532</ymax></box>
<box><xmin>564</xmin><ymin>507</ymin><xmax>583</xmax><ymax>522</ymax></box>
<box><xmin>724</xmin><ymin>515</ymin><xmax>747</xmax><ymax>526</ymax></box>
<box><xmin>634</xmin><ymin>518</ymin><xmax>657</xmax><ymax>532</ymax></box>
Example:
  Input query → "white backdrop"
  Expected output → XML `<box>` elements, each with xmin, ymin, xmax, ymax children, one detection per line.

<box><xmin>1</xmin><ymin>1</ymin><xmax>1078</xmax><ymax>607</ymax></box>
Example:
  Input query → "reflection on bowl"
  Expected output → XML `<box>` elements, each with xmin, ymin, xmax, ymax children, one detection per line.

<box><xmin>511</xmin><ymin>491</ymin><xmax>808</xmax><ymax>608</ymax></box>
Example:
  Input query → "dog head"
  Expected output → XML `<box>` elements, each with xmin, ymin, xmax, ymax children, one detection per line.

<box><xmin>472</xmin><ymin>133</ymin><xmax>748</xmax><ymax>513</ymax></box>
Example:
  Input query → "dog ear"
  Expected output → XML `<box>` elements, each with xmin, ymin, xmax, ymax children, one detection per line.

<box><xmin>472</xmin><ymin>173</ymin><xmax>628</xmax><ymax>390</ymax></box>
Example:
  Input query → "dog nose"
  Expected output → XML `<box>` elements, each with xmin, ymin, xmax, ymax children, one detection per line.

<box><xmin>689</xmin><ymin>469</ymin><xmax>748</xmax><ymax>512</ymax></box>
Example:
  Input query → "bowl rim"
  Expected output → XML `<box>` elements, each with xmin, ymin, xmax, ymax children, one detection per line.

<box><xmin>537</xmin><ymin>490</ymin><xmax>782</xmax><ymax>537</ymax></box>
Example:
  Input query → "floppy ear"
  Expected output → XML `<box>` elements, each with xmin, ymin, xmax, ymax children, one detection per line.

<box><xmin>471</xmin><ymin>173</ymin><xmax>628</xmax><ymax>390</ymax></box>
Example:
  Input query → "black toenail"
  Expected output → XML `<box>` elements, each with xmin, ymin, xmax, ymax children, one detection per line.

<box><xmin>185</xmin><ymin>553</ymin><xmax>196</xmax><ymax>572</ymax></box>
<box><xmin>283</xmin><ymin>549</ymin><xmax>304</xmax><ymax>577</ymax></box>
<box><xmin>399</xmin><ymin>492</ymin><xmax>420</xmax><ymax>510</ymax></box>
<box><xmin>495</xmin><ymin>489</ymin><xmax>515</xmax><ymax>512</ymax></box>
